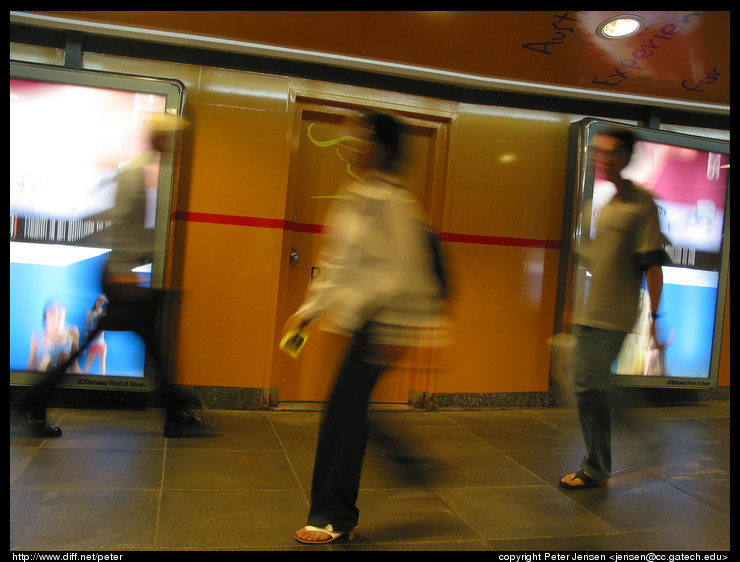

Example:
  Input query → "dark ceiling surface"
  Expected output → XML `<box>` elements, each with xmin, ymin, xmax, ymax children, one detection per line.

<box><xmin>12</xmin><ymin>11</ymin><xmax>730</xmax><ymax>112</ymax></box>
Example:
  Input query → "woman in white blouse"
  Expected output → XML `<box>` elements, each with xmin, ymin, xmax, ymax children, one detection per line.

<box><xmin>285</xmin><ymin>111</ymin><xmax>445</xmax><ymax>544</ymax></box>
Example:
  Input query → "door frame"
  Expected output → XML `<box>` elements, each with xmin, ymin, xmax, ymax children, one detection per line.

<box><xmin>269</xmin><ymin>80</ymin><xmax>456</xmax><ymax>407</ymax></box>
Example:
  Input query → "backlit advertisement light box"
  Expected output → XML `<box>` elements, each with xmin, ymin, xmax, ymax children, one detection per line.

<box><xmin>10</xmin><ymin>61</ymin><xmax>184</xmax><ymax>392</ymax></box>
<box><xmin>556</xmin><ymin>118</ymin><xmax>729</xmax><ymax>388</ymax></box>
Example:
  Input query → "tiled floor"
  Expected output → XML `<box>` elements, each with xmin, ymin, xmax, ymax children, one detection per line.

<box><xmin>10</xmin><ymin>400</ymin><xmax>730</xmax><ymax>552</ymax></box>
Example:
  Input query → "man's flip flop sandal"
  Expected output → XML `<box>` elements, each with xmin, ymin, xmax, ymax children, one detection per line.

<box><xmin>559</xmin><ymin>469</ymin><xmax>604</xmax><ymax>490</ymax></box>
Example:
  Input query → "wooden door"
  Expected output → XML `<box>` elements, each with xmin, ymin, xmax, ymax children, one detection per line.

<box><xmin>277</xmin><ymin>97</ymin><xmax>449</xmax><ymax>404</ymax></box>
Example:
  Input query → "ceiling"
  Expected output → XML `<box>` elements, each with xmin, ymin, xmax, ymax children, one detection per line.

<box><xmin>11</xmin><ymin>11</ymin><xmax>730</xmax><ymax>113</ymax></box>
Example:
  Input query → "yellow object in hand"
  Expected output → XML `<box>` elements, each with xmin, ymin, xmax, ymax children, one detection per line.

<box><xmin>280</xmin><ymin>323</ymin><xmax>309</xmax><ymax>359</ymax></box>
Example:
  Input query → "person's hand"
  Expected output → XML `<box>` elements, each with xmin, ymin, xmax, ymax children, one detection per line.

<box><xmin>282</xmin><ymin>313</ymin><xmax>307</xmax><ymax>339</ymax></box>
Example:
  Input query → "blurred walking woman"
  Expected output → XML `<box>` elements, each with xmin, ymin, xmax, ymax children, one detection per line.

<box><xmin>283</xmin><ymin>111</ymin><xmax>446</xmax><ymax>544</ymax></box>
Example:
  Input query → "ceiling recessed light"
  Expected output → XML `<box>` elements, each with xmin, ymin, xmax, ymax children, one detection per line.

<box><xmin>596</xmin><ymin>15</ymin><xmax>644</xmax><ymax>39</ymax></box>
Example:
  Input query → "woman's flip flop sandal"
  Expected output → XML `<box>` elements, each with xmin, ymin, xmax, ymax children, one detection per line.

<box><xmin>559</xmin><ymin>469</ymin><xmax>604</xmax><ymax>490</ymax></box>
<box><xmin>295</xmin><ymin>524</ymin><xmax>359</xmax><ymax>544</ymax></box>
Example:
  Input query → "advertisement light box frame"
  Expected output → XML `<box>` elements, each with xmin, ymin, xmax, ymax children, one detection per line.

<box><xmin>10</xmin><ymin>61</ymin><xmax>185</xmax><ymax>393</ymax></box>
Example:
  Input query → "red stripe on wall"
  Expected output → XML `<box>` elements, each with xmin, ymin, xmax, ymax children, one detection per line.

<box><xmin>441</xmin><ymin>232</ymin><xmax>561</xmax><ymax>249</ymax></box>
<box><xmin>172</xmin><ymin>211</ymin><xmax>285</xmax><ymax>230</ymax></box>
<box><xmin>173</xmin><ymin>211</ymin><xmax>560</xmax><ymax>249</ymax></box>
<box><xmin>289</xmin><ymin>222</ymin><xmax>327</xmax><ymax>234</ymax></box>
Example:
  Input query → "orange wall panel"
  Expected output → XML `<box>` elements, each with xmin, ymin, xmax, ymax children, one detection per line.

<box><xmin>439</xmin><ymin>244</ymin><xmax>559</xmax><ymax>393</ymax></box>
<box><xmin>184</xmin><ymin>68</ymin><xmax>290</xmax><ymax>218</ymax></box>
<box><xmin>434</xmin><ymin>105</ymin><xmax>569</xmax><ymax>394</ymax></box>
<box><xmin>447</xmin><ymin>106</ymin><xmax>571</xmax><ymax>242</ymax></box>
<box><xmin>173</xmin><ymin>221</ymin><xmax>283</xmax><ymax>388</ymax></box>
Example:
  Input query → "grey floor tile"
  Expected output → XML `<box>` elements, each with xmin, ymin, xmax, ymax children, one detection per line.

<box><xmin>458</xmin><ymin>417</ymin><xmax>581</xmax><ymax>451</ymax></box>
<box><xmin>156</xmin><ymin>489</ymin><xmax>308</xmax><ymax>549</ymax></box>
<box><xmin>163</xmin><ymin>449</ymin><xmax>300</xmax><ymax>490</ymax></box>
<box><xmin>270</xmin><ymin>422</ymin><xmax>320</xmax><ymax>452</ymax></box>
<box><xmin>10</xmin><ymin>446</ymin><xmax>36</xmax><ymax>485</ymax></box>
<box><xmin>10</xmin><ymin>488</ymin><xmax>159</xmax><ymax>550</ymax></box>
<box><xmin>12</xmin><ymin>448</ymin><xmax>164</xmax><ymax>490</ymax></box>
<box><xmin>165</xmin><ymin>421</ymin><xmax>283</xmax><ymax>452</ymax></box>
<box><xmin>663</xmin><ymin>473</ymin><xmax>730</xmax><ymax>514</ymax></box>
<box><xmin>488</xmin><ymin>534</ymin><xmax>644</xmax><ymax>552</ymax></box>
<box><xmin>350</xmin><ymin>488</ymin><xmax>484</xmax><ymax>546</ymax></box>
<box><xmin>626</xmin><ymin>521</ymin><xmax>731</xmax><ymax>552</ymax></box>
<box><xmin>438</xmin><ymin>485</ymin><xmax>616</xmax><ymax>540</ymax></box>
<box><xmin>557</xmin><ymin>476</ymin><xmax>728</xmax><ymax>533</ymax></box>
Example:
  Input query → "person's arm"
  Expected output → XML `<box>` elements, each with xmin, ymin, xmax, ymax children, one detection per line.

<box><xmin>636</xmin><ymin>194</ymin><xmax>670</xmax><ymax>349</ymax></box>
<box><xmin>645</xmin><ymin>265</ymin><xmax>663</xmax><ymax>347</ymax></box>
<box><xmin>287</xmin><ymin>192</ymin><xmax>361</xmax><ymax>329</ymax></box>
